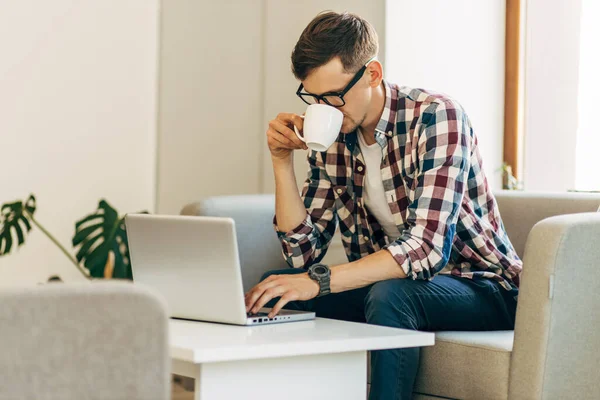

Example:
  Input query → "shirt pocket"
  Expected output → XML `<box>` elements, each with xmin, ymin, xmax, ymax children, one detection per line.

<box><xmin>333</xmin><ymin>185</ymin><xmax>355</xmax><ymax>236</ymax></box>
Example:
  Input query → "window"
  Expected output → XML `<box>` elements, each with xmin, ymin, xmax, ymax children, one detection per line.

<box><xmin>575</xmin><ymin>0</ymin><xmax>600</xmax><ymax>191</ymax></box>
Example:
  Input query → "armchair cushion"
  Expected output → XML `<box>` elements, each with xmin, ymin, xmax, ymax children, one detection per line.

<box><xmin>414</xmin><ymin>331</ymin><xmax>513</xmax><ymax>400</ymax></box>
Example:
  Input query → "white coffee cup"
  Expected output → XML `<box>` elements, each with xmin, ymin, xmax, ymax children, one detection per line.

<box><xmin>293</xmin><ymin>104</ymin><xmax>344</xmax><ymax>152</ymax></box>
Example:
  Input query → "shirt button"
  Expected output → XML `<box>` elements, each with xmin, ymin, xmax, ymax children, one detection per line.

<box><xmin>336</xmin><ymin>188</ymin><xmax>343</xmax><ymax>194</ymax></box>
<box><xmin>387</xmin><ymin>130</ymin><xmax>393</xmax><ymax>135</ymax></box>
<box><xmin>363</xmin><ymin>236</ymin><xmax>369</xmax><ymax>242</ymax></box>
<box><xmin>357</xmin><ymin>166</ymin><xmax>364</xmax><ymax>172</ymax></box>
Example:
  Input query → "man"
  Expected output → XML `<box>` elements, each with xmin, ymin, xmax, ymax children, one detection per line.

<box><xmin>245</xmin><ymin>11</ymin><xmax>522</xmax><ymax>400</ymax></box>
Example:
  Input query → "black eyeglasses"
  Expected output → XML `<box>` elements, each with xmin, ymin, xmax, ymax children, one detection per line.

<box><xmin>296</xmin><ymin>58</ymin><xmax>376</xmax><ymax>108</ymax></box>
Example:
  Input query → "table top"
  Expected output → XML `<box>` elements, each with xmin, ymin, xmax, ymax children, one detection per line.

<box><xmin>170</xmin><ymin>317</ymin><xmax>434</xmax><ymax>364</ymax></box>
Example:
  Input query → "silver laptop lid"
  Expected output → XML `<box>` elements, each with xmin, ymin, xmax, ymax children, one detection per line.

<box><xmin>125</xmin><ymin>214</ymin><xmax>247</xmax><ymax>325</ymax></box>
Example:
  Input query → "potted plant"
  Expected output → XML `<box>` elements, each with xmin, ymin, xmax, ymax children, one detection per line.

<box><xmin>0</xmin><ymin>194</ymin><xmax>144</xmax><ymax>281</ymax></box>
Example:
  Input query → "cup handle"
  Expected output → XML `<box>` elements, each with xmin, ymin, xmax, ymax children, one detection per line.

<box><xmin>293</xmin><ymin>115</ymin><xmax>306</xmax><ymax>143</ymax></box>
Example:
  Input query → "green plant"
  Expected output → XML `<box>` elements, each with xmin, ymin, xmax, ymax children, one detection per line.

<box><xmin>0</xmin><ymin>194</ymin><xmax>143</xmax><ymax>280</ymax></box>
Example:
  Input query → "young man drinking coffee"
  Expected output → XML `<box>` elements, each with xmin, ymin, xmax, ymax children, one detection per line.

<box><xmin>244</xmin><ymin>11</ymin><xmax>522</xmax><ymax>400</ymax></box>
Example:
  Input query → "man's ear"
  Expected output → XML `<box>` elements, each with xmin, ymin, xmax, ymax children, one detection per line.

<box><xmin>367</xmin><ymin>60</ymin><xmax>384</xmax><ymax>88</ymax></box>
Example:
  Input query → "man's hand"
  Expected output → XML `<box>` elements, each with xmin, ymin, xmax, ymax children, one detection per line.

<box><xmin>266</xmin><ymin>112</ymin><xmax>308</xmax><ymax>161</ymax></box>
<box><xmin>244</xmin><ymin>273</ymin><xmax>319</xmax><ymax>318</ymax></box>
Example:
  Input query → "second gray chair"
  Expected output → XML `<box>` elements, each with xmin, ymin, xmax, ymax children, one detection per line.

<box><xmin>0</xmin><ymin>281</ymin><xmax>170</xmax><ymax>400</ymax></box>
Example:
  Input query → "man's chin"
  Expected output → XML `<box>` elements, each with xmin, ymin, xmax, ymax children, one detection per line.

<box><xmin>339</xmin><ymin>116</ymin><xmax>363</xmax><ymax>134</ymax></box>
<box><xmin>340</xmin><ymin>123</ymin><xmax>359</xmax><ymax>135</ymax></box>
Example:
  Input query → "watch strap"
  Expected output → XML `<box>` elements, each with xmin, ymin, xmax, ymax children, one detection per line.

<box><xmin>309</xmin><ymin>264</ymin><xmax>331</xmax><ymax>297</ymax></box>
<box><xmin>317</xmin><ymin>278</ymin><xmax>331</xmax><ymax>297</ymax></box>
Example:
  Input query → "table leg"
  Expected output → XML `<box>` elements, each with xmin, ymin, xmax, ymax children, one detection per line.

<box><xmin>174</xmin><ymin>351</ymin><xmax>367</xmax><ymax>400</ymax></box>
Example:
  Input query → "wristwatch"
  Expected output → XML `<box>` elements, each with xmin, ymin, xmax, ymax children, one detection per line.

<box><xmin>307</xmin><ymin>263</ymin><xmax>331</xmax><ymax>297</ymax></box>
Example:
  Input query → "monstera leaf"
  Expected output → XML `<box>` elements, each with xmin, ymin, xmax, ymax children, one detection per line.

<box><xmin>72</xmin><ymin>200</ymin><xmax>141</xmax><ymax>279</ymax></box>
<box><xmin>0</xmin><ymin>195</ymin><xmax>36</xmax><ymax>256</ymax></box>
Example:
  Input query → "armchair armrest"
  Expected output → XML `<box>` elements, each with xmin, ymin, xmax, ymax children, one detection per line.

<box><xmin>509</xmin><ymin>212</ymin><xmax>600</xmax><ymax>399</ymax></box>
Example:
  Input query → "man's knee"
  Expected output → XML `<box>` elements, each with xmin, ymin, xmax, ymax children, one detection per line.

<box><xmin>364</xmin><ymin>279</ymin><xmax>420</xmax><ymax>330</ymax></box>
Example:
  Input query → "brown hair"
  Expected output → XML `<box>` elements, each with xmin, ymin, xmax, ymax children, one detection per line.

<box><xmin>291</xmin><ymin>11</ymin><xmax>379</xmax><ymax>81</ymax></box>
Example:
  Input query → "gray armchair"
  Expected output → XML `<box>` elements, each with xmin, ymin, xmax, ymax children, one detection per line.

<box><xmin>182</xmin><ymin>191</ymin><xmax>600</xmax><ymax>399</ymax></box>
<box><xmin>0</xmin><ymin>281</ymin><xmax>170</xmax><ymax>400</ymax></box>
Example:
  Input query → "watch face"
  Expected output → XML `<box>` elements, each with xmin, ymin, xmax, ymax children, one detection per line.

<box><xmin>314</xmin><ymin>265</ymin><xmax>328</xmax><ymax>275</ymax></box>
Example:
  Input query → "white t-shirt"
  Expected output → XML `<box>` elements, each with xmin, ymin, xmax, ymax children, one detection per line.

<box><xmin>357</xmin><ymin>129</ymin><xmax>402</xmax><ymax>241</ymax></box>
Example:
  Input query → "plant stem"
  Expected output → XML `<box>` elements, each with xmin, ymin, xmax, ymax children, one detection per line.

<box><xmin>24</xmin><ymin>211</ymin><xmax>91</xmax><ymax>279</ymax></box>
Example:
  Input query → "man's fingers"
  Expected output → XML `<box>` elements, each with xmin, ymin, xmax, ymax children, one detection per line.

<box><xmin>269</xmin><ymin>120</ymin><xmax>307</xmax><ymax>150</ymax></box>
<box><xmin>289</xmin><ymin>115</ymin><xmax>307</xmax><ymax>150</ymax></box>
<box><xmin>274</xmin><ymin>113</ymin><xmax>308</xmax><ymax>150</ymax></box>
<box><xmin>245</xmin><ymin>288</ymin><xmax>264</xmax><ymax>312</ymax></box>
<box><xmin>270</xmin><ymin>118</ymin><xmax>303</xmax><ymax>145</ymax></box>
<box><xmin>245</xmin><ymin>280</ymin><xmax>280</xmax><ymax>312</ymax></box>
<box><xmin>267</xmin><ymin>128</ymin><xmax>296</xmax><ymax>149</ymax></box>
<box><xmin>269</xmin><ymin>292</ymin><xmax>298</xmax><ymax>318</ymax></box>
<box><xmin>276</xmin><ymin>112</ymin><xmax>300</xmax><ymax>124</ymax></box>
<box><xmin>251</xmin><ymin>286</ymin><xmax>286</xmax><ymax>314</ymax></box>
<box><xmin>289</xmin><ymin>114</ymin><xmax>304</xmax><ymax>134</ymax></box>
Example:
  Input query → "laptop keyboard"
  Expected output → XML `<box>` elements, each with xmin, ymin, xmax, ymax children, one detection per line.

<box><xmin>247</xmin><ymin>311</ymin><xmax>269</xmax><ymax>317</ymax></box>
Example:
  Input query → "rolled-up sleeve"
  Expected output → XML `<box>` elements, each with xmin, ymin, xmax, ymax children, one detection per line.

<box><xmin>384</xmin><ymin>101</ymin><xmax>471</xmax><ymax>280</ymax></box>
<box><xmin>273</xmin><ymin>150</ymin><xmax>338</xmax><ymax>269</ymax></box>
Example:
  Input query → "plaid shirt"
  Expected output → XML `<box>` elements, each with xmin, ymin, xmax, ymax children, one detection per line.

<box><xmin>274</xmin><ymin>80</ymin><xmax>522</xmax><ymax>293</ymax></box>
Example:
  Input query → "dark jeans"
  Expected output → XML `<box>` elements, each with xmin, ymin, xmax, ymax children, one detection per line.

<box><xmin>261</xmin><ymin>269</ymin><xmax>517</xmax><ymax>400</ymax></box>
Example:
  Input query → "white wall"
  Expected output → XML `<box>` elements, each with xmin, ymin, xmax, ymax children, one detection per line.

<box><xmin>385</xmin><ymin>0</ymin><xmax>506</xmax><ymax>191</ymax></box>
<box><xmin>522</xmin><ymin>0</ymin><xmax>582</xmax><ymax>191</ymax></box>
<box><xmin>157</xmin><ymin>1</ymin><xmax>509</xmax><ymax>201</ymax></box>
<box><xmin>0</xmin><ymin>0</ymin><xmax>158</xmax><ymax>284</ymax></box>
<box><xmin>156</xmin><ymin>0</ymin><xmax>264</xmax><ymax>215</ymax></box>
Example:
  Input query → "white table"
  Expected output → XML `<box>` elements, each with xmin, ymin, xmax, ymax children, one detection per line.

<box><xmin>170</xmin><ymin>318</ymin><xmax>434</xmax><ymax>400</ymax></box>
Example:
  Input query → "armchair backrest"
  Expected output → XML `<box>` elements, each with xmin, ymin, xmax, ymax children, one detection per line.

<box><xmin>183</xmin><ymin>191</ymin><xmax>600</xmax><ymax>292</ymax></box>
<box><xmin>0</xmin><ymin>281</ymin><xmax>170</xmax><ymax>400</ymax></box>
<box><xmin>494</xmin><ymin>190</ymin><xmax>600</xmax><ymax>257</ymax></box>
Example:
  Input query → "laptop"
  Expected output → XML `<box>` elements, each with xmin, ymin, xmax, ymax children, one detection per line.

<box><xmin>125</xmin><ymin>214</ymin><xmax>315</xmax><ymax>326</ymax></box>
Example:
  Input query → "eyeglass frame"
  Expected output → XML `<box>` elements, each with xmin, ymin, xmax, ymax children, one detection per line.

<box><xmin>295</xmin><ymin>57</ymin><xmax>377</xmax><ymax>108</ymax></box>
